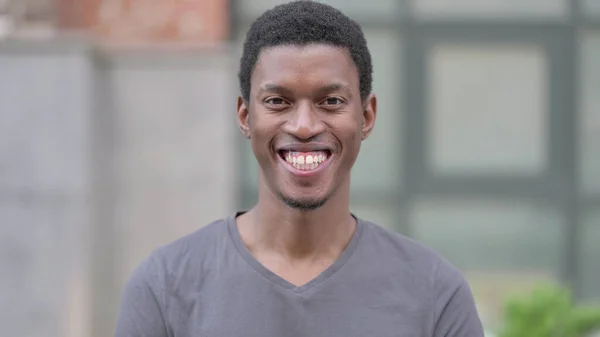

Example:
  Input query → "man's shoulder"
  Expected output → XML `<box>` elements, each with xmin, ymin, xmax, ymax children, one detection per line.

<box><xmin>359</xmin><ymin>218</ymin><xmax>444</xmax><ymax>264</ymax></box>
<box><xmin>161</xmin><ymin>216</ymin><xmax>229</xmax><ymax>250</ymax></box>
<box><xmin>144</xmin><ymin>215</ymin><xmax>232</xmax><ymax>274</ymax></box>
<box><xmin>359</xmin><ymin>218</ymin><xmax>467</xmax><ymax>287</ymax></box>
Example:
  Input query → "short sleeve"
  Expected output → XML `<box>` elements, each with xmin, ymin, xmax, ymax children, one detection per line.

<box><xmin>114</xmin><ymin>254</ymin><xmax>169</xmax><ymax>337</ymax></box>
<box><xmin>432</xmin><ymin>260</ymin><xmax>485</xmax><ymax>337</ymax></box>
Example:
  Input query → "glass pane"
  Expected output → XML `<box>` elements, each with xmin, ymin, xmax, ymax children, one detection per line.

<box><xmin>582</xmin><ymin>0</ymin><xmax>600</xmax><ymax>18</ymax></box>
<box><xmin>410</xmin><ymin>198</ymin><xmax>564</xmax><ymax>329</ymax></box>
<box><xmin>236</xmin><ymin>24</ymin><xmax>261</xmax><ymax>191</ymax></box>
<box><xmin>581</xmin><ymin>209</ymin><xmax>600</xmax><ymax>302</ymax></box>
<box><xmin>580</xmin><ymin>32</ymin><xmax>600</xmax><ymax>194</ymax></box>
<box><xmin>238</xmin><ymin>29</ymin><xmax>403</xmax><ymax>192</ymax></box>
<box><xmin>352</xmin><ymin>29</ymin><xmax>402</xmax><ymax>191</ymax></box>
<box><xmin>240</xmin><ymin>139</ymin><xmax>259</xmax><ymax>190</ymax></box>
<box><xmin>428</xmin><ymin>43</ymin><xmax>548</xmax><ymax>175</ymax></box>
<box><xmin>413</xmin><ymin>0</ymin><xmax>568</xmax><ymax>19</ymax></box>
<box><xmin>237</xmin><ymin>0</ymin><xmax>403</xmax><ymax>21</ymax></box>
<box><xmin>350</xmin><ymin>200</ymin><xmax>402</xmax><ymax>232</ymax></box>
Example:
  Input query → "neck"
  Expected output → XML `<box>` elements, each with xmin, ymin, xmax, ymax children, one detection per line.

<box><xmin>238</xmin><ymin>181</ymin><xmax>356</xmax><ymax>260</ymax></box>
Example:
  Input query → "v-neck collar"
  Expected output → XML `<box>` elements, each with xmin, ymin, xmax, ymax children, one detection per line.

<box><xmin>227</xmin><ymin>211</ymin><xmax>364</xmax><ymax>295</ymax></box>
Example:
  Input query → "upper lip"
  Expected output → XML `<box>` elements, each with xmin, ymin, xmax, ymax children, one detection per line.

<box><xmin>276</xmin><ymin>144</ymin><xmax>333</xmax><ymax>153</ymax></box>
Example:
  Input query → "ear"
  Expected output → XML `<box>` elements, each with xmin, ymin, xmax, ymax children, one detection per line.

<box><xmin>361</xmin><ymin>93</ymin><xmax>377</xmax><ymax>141</ymax></box>
<box><xmin>237</xmin><ymin>96</ymin><xmax>251</xmax><ymax>138</ymax></box>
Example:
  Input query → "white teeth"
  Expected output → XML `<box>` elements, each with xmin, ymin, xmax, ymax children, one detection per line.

<box><xmin>283</xmin><ymin>151</ymin><xmax>329</xmax><ymax>171</ymax></box>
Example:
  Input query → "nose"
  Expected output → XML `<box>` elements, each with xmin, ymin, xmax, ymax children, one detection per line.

<box><xmin>282</xmin><ymin>101</ymin><xmax>326</xmax><ymax>140</ymax></box>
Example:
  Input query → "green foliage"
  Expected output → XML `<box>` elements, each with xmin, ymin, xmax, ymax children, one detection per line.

<box><xmin>497</xmin><ymin>283</ymin><xmax>600</xmax><ymax>337</ymax></box>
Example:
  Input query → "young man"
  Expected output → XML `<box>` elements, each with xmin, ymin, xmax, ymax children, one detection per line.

<box><xmin>114</xmin><ymin>1</ymin><xmax>484</xmax><ymax>336</ymax></box>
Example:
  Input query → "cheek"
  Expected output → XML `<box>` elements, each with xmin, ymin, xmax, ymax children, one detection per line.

<box><xmin>333</xmin><ymin>126</ymin><xmax>363</xmax><ymax>168</ymax></box>
<box><xmin>340</xmin><ymin>119</ymin><xmax>363</xmax><ymax>147</ymax></box>
<box><xmin>249</xmin><ymin>125</ymin><xmax>277</xmax><ymax>160</ymax></box>
<box><xmin>343</xmin><ymin>121</ymin><xmax>364</xmax><ymax>157</ymax></box>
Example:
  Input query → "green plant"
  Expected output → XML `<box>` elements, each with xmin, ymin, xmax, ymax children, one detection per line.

<box><xmin>497</xmin><ymin>283</ymin><xmax>600</xmax><ymax>337</ymax></box>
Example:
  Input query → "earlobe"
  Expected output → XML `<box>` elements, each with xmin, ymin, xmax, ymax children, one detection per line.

<box><xmin>361</xmin><ymin>121</ymin><xmax>368</xmax><ymax>141</ymax></box>
<box><xmin>361</xmin><ymin>93</ymin><xmax>377</xmax><ymax>141</ymax></box>
<box><xmin>237</xmin><ymin>96</ymin><xmax>251</xmax><ymax>139</ymax></box>
<box><xmin>240</xmin><ymin>125</ymin><xmax>251</xmax><ymax>139</ymax></box>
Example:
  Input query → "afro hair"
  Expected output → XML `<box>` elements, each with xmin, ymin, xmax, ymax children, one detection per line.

<box><xmin>238</xmin><ymin>1</ymin><xmax>373</xmax><ymax>102</ymax></box>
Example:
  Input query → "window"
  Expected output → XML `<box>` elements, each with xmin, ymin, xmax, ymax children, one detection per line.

<box><xmin>427</xmin><ymin>43</ymin><xmax>548</xmax><ymax>175</ymax></box>
<box><xmin>413</xmin><ymin>0</ymin><xmax>568</xmax><ymax>20</ymax></box>
<box><xmin>410</xmin><ymin>198</ymin><xmax>564</xmax><ymax>272</ymax></box>
<box><xmin>352</xmin><ymin>29</ymin><xmax>403</xmax><ymax>191</ymax></box>
<box><xmin>580</xmin><ymin>208</ymin><xmax>600</xmax><ymax>301</ymax></box>
<box><xmin>582</xmin><ymin>0</ymin><xmax>600</xmax><ymax>19</ymax></box>
<box><xmin>579</xmin><ymin>32</ymin><xmax>600</xmax><ymax>195</ymax></box>
<box><xmin>410</xmin><ymin>197</ymin><xmax>565</xmax><ymax>328</ymax></box>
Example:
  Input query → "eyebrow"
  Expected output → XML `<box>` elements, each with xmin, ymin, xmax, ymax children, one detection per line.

<box><xmin>258</xmin><ymin>83</ymin><xmax>352</xmax><ymax>98</ymax></box>
<box><xmin>258</xmin><ymin>83</ymin><xmax>294</xmax><ymax>96</ymax></box>
<box><xmin>316</xmin><ymin>83</ymin><xmax>351</xmax><ymax>97</ymax></box>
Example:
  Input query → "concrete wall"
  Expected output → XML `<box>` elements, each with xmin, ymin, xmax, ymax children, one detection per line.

<box><xmin>0</xmin><ymin>38</ymin><xmax>95</xmax><ymax>337</ymax></box>
<box><xmin>0</xmin><ymin>37</ymin><xmax>238</xmax><ymax>337</ymax></box>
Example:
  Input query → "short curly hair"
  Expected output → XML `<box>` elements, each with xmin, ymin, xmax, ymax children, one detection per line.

<box><xmin>238</xmin><ymin>1</ymin><xmax>373</xmax><ymax>102</ymax></box>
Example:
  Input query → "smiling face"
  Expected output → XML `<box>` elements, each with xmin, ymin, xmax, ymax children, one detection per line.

<box><xmin>237</xmin><ymin>44</ymin><xmax>376</xmax><ymax>211</ymax></box>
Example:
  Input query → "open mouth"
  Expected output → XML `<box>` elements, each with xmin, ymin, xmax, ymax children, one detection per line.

<box><xmin>278</xmin><ymin>150</ymin><xmax>332</xmax><ymax>171</ymax></box>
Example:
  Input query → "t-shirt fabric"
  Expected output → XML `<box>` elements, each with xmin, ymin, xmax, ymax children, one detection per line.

<box><xmin>114</xmin><ymin>212</ymin><xmax>484</xmax><ymax>337</ymax></box>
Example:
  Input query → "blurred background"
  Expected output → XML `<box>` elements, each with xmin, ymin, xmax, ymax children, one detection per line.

<box><xmin>0</xmin><ymin>0</ymin><xmax>599</xmax><ymax>336</ymax></box>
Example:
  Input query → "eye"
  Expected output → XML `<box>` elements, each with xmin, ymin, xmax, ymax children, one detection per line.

<box><xmin>264</xmin><ymin>97</ymin><xmax>289</xmax><ymax>106</ymax></box>
<box><xmin>321</xmin><ymin>97</ymin><xmax>344</xmax><ymax>106</ymax></box>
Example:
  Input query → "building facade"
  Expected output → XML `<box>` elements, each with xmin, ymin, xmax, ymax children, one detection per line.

<box><xmin>0</xmin><ymin>1</ymin><xmax>599</xmax><ymax>336</ymax></box>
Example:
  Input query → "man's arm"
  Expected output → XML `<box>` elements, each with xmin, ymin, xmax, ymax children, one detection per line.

<box><xmin>432</xmin><ymin>261</ymin><xmax>485</xmax><ymax>337</ymax></box>
<box><xmin>114</xmin><ymin>254</ymin><xmax>169</xmax><ymax>337</ymax></box>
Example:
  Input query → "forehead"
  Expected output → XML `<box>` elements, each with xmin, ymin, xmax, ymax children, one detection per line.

<box><xmin>251</xmin><ymin>44</ymin><xmax>359</xmax><ymax>92</ymax></box>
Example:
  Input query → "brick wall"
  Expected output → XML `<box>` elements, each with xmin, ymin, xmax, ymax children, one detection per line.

<box><xmin>58</xmin><ymin>0</ymin><xmax>229</xmax><ymax>46</ymax></box>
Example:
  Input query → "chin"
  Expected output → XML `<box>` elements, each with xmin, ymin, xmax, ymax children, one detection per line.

<box><xmin>279</xmin><ymin>193</ymin><xmax>329</xmax><ymax>211</ymax></box>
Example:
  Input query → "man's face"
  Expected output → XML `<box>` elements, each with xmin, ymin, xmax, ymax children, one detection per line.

<box><xmin>237</xmin><ymin>44</ymin><xmax>376</xmax><ymax>211</ymax></box>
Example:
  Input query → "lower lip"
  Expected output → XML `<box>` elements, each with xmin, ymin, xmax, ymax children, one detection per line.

<box><xmin>277</xmin><ymin>152</ymin><xmax>333</xmax><ymax>178</ymax></box>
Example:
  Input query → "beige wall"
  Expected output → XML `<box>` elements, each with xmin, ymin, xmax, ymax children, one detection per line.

<box><xmin>91</xmin><ymin>48</ymin><xmax>239</xmax><ymax>337</ymax></box>
<box><xmin>0</xmin><ymin>38</ymin><xmax>239</xmax><ymax>337</ymax></box>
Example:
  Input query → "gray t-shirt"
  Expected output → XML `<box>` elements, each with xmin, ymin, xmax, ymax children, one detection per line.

<box><xmin>114</xmin><ymin>213</ymin><xmax>484</xmax><ymax>337</ymax></box>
